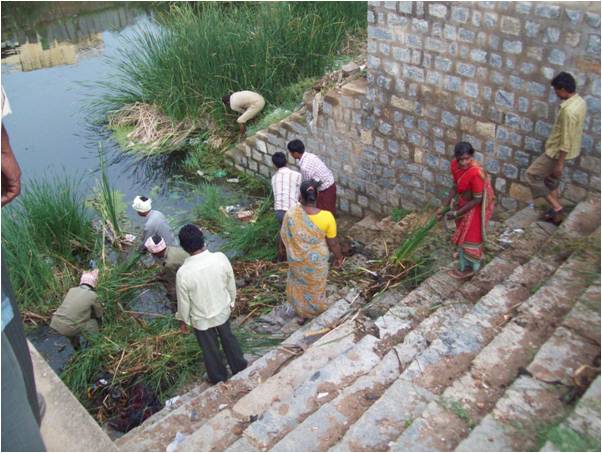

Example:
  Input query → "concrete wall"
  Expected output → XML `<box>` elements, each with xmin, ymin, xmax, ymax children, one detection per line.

<box><xmin>227</xmin><ymin>1</ymin><xmax>601</xmax><ymax>217</ymax></box>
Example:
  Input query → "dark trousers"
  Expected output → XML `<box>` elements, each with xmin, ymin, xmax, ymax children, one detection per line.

<box><xmin>193</xmin><ymin>320</ymin><xmax>247</xmax><ymax>384</ymax></box>
<box><xmin>1</xmin><ymin>258</ymin><xmax>41</xmax><ymax>424</ymax></box>
<box><xmin>317</xmin><ymin>183</ymin><xmax>337</xmax><ymax>215</ymax></box>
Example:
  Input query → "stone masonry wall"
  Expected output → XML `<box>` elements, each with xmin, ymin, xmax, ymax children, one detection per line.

<box><xmin>226</xmin><ymin>1</ymin><xmax>601</xmax><ymax>217</ymax></box>
<box><xmin>366</xmin><ymin>1</ymin><xmax>601</xmax><ymax>211</ymax></box>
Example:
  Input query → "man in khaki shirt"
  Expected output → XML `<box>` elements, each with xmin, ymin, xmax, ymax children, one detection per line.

<box><xmin>526</xmin><ymin>72</ymin><xmax>587</xmax><ymax>225</ymax></box>
<box><xmin>222</xmin><ymin>90</ymin><xmax>265</xmax><ymax>136</ymax></box>
<box><xmin>176</xmin><ymin>224</ymin><xmax>247</xmax><ymax>384</ymax></box>
<box><xmin>50</xmin><ymin>269</ymin><xmax>102</xmax><ymax>349</ymax></box>
<box><xmin>145</xmin><ymin>235</ymin><xmax>189</xmax><ymax>311</ymax></box>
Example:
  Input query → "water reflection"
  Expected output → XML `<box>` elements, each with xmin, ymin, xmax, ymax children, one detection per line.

<box><xmin>1</xmin><ymin>2</ymin><xmax>151</xmax><ymax>71</ymax></box>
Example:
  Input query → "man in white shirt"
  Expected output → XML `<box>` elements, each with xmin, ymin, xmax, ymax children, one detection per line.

<box><xmin>271</xmin><ymin>151</ymin><xmax>301</xmax><ymax>261</ymax></box>
<box><xmin>175</xmin><ymin>224</ymin><xmax>247</xmax><ymax>384</ymax></box>
<box><xmin>222</xmin><ymin>90</ymin><xmax>265</xmax><ymax>136</ymax></box>
<box><xmin>287</xmin><ymin>139</ymin><xmax>337</xmax><ymax>215</ymax></box>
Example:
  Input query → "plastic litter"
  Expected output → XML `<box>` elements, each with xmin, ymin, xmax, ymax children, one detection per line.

<box><xmin>226</xmin><ymin>178</ymin><xmax>239</xmax><ymax>183</ymax></box>
<box><xmin>196</xmin><ymin>170</ymin><xmax>204</xmax><ymax>177</ymax></box>
<box><xmin>166</xmin><ymin>432</ymin><xmax>186</xmax><ymax>452</ymax></box>
<box><xmin>218</xmin><ymin>403</ymin><xmax>228</xmax><ymax>411</ymax></box>
<box><xmin>124</xmin><ymin>234</ymin><xmax>136</xmax><ymax>243</ymax></box>
<box><xmin>165</xmin><ymin>395</ymin><xmax>181</xmax><ymax>408</ymax></box>
<box><xmin>317</xmin><ymin>392</ymin><xmax>329</xmax><ymax>399</ymax></box>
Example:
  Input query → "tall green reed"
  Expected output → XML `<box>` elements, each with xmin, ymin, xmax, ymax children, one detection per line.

<box><xmin>1</xmin><ymin>177</ymin><xmax>96</xmax><ymax>313</ymax></box>
<box><xmin>98</xmin><ymin>2</ymin><xmax>366</xmax><ymax>124</ymax></box>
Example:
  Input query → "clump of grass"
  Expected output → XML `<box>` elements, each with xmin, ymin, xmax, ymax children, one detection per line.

<box><xmin>537</xmin><ymin>424</ymin><xmax>601</xmax><ymax>452</ymax></box>
<box><xmin>1</xmin><ymin>177</ymin><xmax>96</xmax><ymax>314</ymax></box>
<box><xmin>98</xmin><ymin>2</ymin><xmax>367</xmax><ymax>126</ymax></box>
<box><xmin>392</xmin><ymin>216</ymin><xmax>438</xmax><ymax>266</ymax></box>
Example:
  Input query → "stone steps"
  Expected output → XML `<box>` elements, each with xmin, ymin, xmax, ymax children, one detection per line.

<box><xmin>116</xmin><ymin>298</ymin><xmax>353</xmax><ymax>451</ymax></box>
<box><xmin>174</xmin><ymin>315</ymin><xmax>361</xmax><ymax>451</ymax></box>
<box><xmin>330</xmin><ymin>255</ymin><xmax>556</xmax><ymax>451</ymax></box>
<box><xmin>455</xmin><ymin>286</ymin><xmax>601</xmax><ymax>451</ymax></box>
<box><xmin>540</xmin><ymin>375</ymin><xmax>601</xmax><ymax>451</ymax></box>
<box><xmin>386</xmin><ymin>253</ymin><xmax>597</xmax><ymax>451</ymax></box>
<box><xmin>271</xmin><ymin>303</ymin><xmax>471</xmax><ymax>452</ymax></box>
<box><xmin>119</xmin><ymin>196</ymin><xmax>600</xmax><ymax>452</ymax></box>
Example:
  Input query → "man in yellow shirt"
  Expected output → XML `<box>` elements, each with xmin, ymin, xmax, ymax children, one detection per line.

<box><xmin>526</xmin><ymin>72</ymin><xmax>587</xmax><ymax>225</ymax></box>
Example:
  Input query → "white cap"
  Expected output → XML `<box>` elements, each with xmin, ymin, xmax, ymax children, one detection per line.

<box><xmin>132</xmin><ymin>196</ymin><xmax>152</xmax><ymax>213</ymax></box>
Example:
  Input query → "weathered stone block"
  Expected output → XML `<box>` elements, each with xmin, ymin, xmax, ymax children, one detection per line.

<box><xmin>548</xmin><ymin>48</ymin><xmax>566</xmax><ymax>66</ymax></box>
<box><xmin>443</xmin><ymin>75</ymin><xmax>461</xmax><ymax>92</ymax></box>
<box><xmin>525</xmin><ymin>20</ymin><xmax>540</xmax><ymax>39</ymax></box>
<box><xmin>412</xmin><ymin>18</ymin><xmax>429</xmax><ymax>33</ymax></box>
<box><xmin>495</xmin><ymin>90</ymin><xmax>514</xmax><ymax>109</ymax></box>
<box><xmin>470</xmin><ymin>48</ymin><xmax>487</xmax><ymax>64</ymax></box>
<box><xmin>495</xmin><ymin>176</ymin><xmax>506</xmax><ymax>193</ymax></box>
<box><xmin>475</xmin><ymin>121</ymin><xmax>496</xmax><ymax>138</ymax></box>
<box><xmin>393</xmin><ymin>47</ymin><xmax>411</xmax><ymax>63</ymax></box>
<box><xmin>503</xmin><ymin>163</ymin><xmax>519</xmax><ymax>179</ymax></box>
<box><xmin>503</xmin><ymin>39</ymin><xmax>522</xmax><ymax>54</ymax></box>
<box><xmin>368</xmin><ymin>26</ymin><xmax>392</xmax><ymax>41</ymax></box>
<box><xmin>428</xmin><ymin>3</ymin><xmax>448</xmax><ymax>19</ymax></box>
<box><xmin>501</xmin><ymin>16</ymin><xmax>521</xmax><ymax>36</ymax></box>
<box><xmin>488</xmin><ymin>53</ymin><xmax>503</xmax><ymax>69</ymax></box>
<box><xmin>586</xmin><ymin>12</ymin><xmax>601</xmax><ymax>28</ymax></box>
<box><xmin>572</xmin><ymin>169</ymin><xmax>589</xmax><ymax>186</ymax></box>
<box><xmin>464</xmin><ymin>82</ymin><xmax>479</xmax><ymax>98</ymax></box>
<box><xmin>534</xmin><ymin>120</ymin><xmax>552</xmax><ymax>138</ymax></box>
<box><xmin>509</xmin><ymin>182</ymin><xmax>532</xmax><ymax>202</ymax></box>
<box><xmin>458</xmin><ymin>28</ymin><xmax>475</xmax><ymax>43</ymax></box>
<box><xmin>586</xmin><ymin>34</ymin><xmax>601</xmax><ymax>56</ymax></box>
<box><xmin>438</xmin><ymin>111</ymin><xmax>457</xmax><ymax>128</ymax></box>
<box><xmin>515</xmin><ymin>2</ymin><xmax>531</xmax><ymax>15</ymax></box>
<box><xmin>451</xmin><ymin>6</ymin><xmax>469</xmax><ymax>23</ymax></box>
<box><xmin>544</xmin><ymin>27</ymin><xmax>560</xmax><ymax>44</ymax></box>
<box><xmin>535</xmin><ymin>4</ymin><xmax>560</xmax><ymax>19</ymax></box>
<box><xmin>565</xmin><ymin>9</ymin><xmax>583</xmax><ymax>24</ymax></box>
<box><xmin>485</xmin><ymin>159</ymin><xmax>500</xmax><ymax>174</ymax></box>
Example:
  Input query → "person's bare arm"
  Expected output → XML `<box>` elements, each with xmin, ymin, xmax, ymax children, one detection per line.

<box><xmin>1</xmin><ymin>124</ymin><xmax>21</xmax><ymax>206</ymax></box>
<box><xmin>326</xmin><ymin>237</ymin><xmax>344</xmax><ymax>268</ymax></box>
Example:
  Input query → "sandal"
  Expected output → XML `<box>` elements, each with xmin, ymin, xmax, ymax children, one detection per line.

<box><xmin>448</xmin><ymin>269</ymin><xmax>475</xmax><ymax>280</ymax></box>
<box><xmin>542</xmin><ymin>207</ymin><xmax>563</xmax><ymax>221</ymax></box>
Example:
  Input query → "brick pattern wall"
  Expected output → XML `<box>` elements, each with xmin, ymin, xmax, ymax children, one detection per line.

<box><xmin>366</xmin><ymin>1</ymin><xmax>601</xmax><ymax>211</ymax></box>
<box><xmin>227</xmin><ymin>1</ymin><xmax>601</xmax><ymax>217</ymax></box>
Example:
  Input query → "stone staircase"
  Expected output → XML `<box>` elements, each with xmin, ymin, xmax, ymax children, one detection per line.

<box><xmin>116</xmin><ymin>196</ymin><xmax>600</xmax><ymax>452</ymax></box>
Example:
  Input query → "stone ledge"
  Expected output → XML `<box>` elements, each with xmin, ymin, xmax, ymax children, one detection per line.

<box><xmin>29</xmin><ymin>341</ymin><xmax>117</xmax><ymax>452</ymax></box>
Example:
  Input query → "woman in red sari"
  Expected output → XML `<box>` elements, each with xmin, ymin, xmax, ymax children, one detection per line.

<box><xmin>437</xmin><ymin>142</ymin><xmax>495</xmax><ymax>279</ymax></box>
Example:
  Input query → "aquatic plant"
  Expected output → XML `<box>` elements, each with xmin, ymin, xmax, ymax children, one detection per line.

<box><xmin>1</xmin><ymin>177</ymin><xmax>96</xmax><ymax>313</ymax></box>
<box><xmin>99</xmin><ymin>2</ymin><xmax>366</xmax><ymax>125</ymax></box>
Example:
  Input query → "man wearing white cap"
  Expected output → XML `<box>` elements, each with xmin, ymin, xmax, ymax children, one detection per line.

<box><xmin>145</xmin><ymin>235</ymin><xmax>189</xmax><ymax>309</ymax></box>
<box><xmin>50</xmin><ymin>270</ymin><xmax>103</xmax><ymax>350</ymax></box>
<box><xmin>132</xmin><ymin>196</ymin><xmax>176</xmax><ymax>251</ymax></box>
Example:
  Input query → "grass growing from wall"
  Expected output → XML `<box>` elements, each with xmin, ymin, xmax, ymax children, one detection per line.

<box><xmin>99</xmin><ymin>2</ymin><xmax>366</xmax><ymax>126</ymax></box>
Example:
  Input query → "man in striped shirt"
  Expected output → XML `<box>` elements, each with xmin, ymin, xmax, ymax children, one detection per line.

<box><xmin>287</xmin><ymin>139</ymin><xmax>337</xmax><ymax>215</ymax></box>
<box><xmin>271</xmin><ymin>152</ymin><xmax>301</xmax><ymax>260</ymax></box>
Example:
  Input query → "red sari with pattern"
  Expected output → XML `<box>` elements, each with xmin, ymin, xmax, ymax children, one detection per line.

<box><xmin>450</xmin><ymin>159</ymin><xmax>495</xmax><ymax>264</ymax></box>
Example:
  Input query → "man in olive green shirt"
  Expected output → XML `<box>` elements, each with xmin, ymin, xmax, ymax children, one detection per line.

<box><xmin>50</xmin><ymin>269</ymin><xmax>102</xmax><ymax>349</ymax></box>
<box><xmin>526</xmin><ymin>72</ymin><xmax>587</xmax><ymax>225</ymax></box>
<box><xmin>145</xmin><ymin>235</ymin><xmax>189</xmax><ymax>310</ymax></box>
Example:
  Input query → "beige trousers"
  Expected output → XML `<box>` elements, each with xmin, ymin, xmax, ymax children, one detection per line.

<box><xmin>525</xmin><ymin>154</ymin><xmax>560</xmax><ymax>199</ymax></box>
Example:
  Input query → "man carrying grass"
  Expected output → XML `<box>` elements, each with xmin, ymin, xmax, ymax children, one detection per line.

<box><xmin>222</xmin><ymin>90</ymin><xmax>265</xmax><ymax>136</ymax></box>
<box><xmin>176</xmin><ymin>224</ymin><xmax>247</xmax><ymax>384</ymax></box>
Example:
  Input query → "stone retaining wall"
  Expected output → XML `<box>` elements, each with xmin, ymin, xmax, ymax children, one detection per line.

<box><xmin>226</xmin><ymin>1</ymin><xmax>601</xmax><ymax>217</ymax></box>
